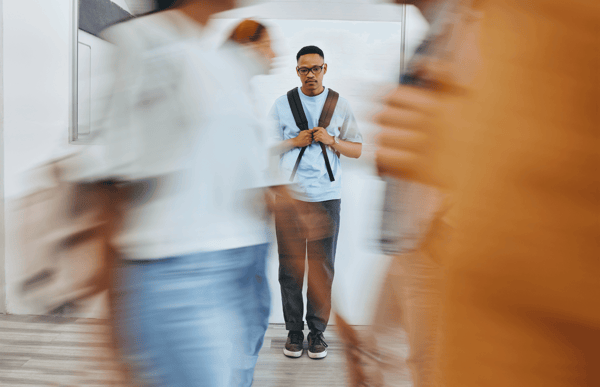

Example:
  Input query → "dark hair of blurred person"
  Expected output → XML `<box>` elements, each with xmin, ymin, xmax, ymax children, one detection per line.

<box><xmin>153</xmin><ymin>0</ymin><xmax>181</xmax><ymax>11</ymax></box>
<box><xmin>228</xmin><ymin>19</ymin><xmax>275</xmax><ymax>68</ymax></box>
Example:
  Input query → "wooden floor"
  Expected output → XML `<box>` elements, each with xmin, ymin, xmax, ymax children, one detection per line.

<box><xmin>0</xmin><ymin>315</ymin><xmax>411</xmax><ymax>386</ymax></box>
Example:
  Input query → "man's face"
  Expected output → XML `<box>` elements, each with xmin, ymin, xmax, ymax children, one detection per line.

<box><xmin>297</xmin><ymin>54</ymin><xmax>327</xmax><ymax>93</ymax></box>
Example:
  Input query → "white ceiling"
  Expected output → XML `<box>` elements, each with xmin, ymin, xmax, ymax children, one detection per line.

<box><xmin>111</xmin><ymin>0</ymin><xmax>404</xmax><ymax>21</ymax></box>
<box><xmin>218</xmin><ymin>0</ymin><xmax>404</xmax><ymax>22</ymax></box>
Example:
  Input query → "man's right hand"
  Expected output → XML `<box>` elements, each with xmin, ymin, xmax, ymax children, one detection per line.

<box><xmin>292</xmin><ymin>130</ymin><xmax>313</xmax><ymax>148</ymax></box>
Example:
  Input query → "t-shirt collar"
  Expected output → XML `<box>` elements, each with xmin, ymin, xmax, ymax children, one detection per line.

<box><xmin>299</xmin><ymin>86</ymin><xmax>328</xmax><ymax>98</ymax></box>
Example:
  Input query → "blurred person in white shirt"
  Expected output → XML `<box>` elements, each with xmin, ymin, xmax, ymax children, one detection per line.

<box><xmin>81</xmin><ymin>1</ymin><xmax>284</xmax><ymax>386</ymax></box>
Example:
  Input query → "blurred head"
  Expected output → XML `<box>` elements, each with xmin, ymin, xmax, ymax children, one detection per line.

<box><xmin>296</xmin><ymin>46</ymin><xmax>327</xmax><ymax>94</ymax></box>
<box><xmin>152</xmin><ymin>0</ymin><xmax>237</xmax><ymax>17</ymax></box>
<box><xmin>229</xmin><ymin>19</ymin><xmax>275</xmax><ymax>68</ymax></box>
<box><xmin>153</xmin><ymin>0</ymin><xmax>179</xmax><ymax>10</ymax></box>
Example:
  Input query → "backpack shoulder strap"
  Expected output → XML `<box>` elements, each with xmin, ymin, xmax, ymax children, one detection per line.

<box><xmin>287</xmin><ymin>88</ymin><xmax>309</xmax><ymax>131</ymax></box>
<box><xmin>318</xmin><ymin>89</ymin><xmax>339</xmax><ymax>129</ymax></box>
<box><xmin>287</xmin><ymin>88</ymin><xmax>309</xmax><ymax>182</ymax></box>
<box><xmin>287</xmin><ymin>88</ymin><xmax>338</xmax><ymax>182</ymax></box>
<box><xmin>316</xmin><ymin>89</ymin><xmax>339</xmax><ymax>182</ymax></box>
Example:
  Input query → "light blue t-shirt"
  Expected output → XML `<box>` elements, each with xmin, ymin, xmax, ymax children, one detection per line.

<box><xmin>270</xmin><ymin>87</ymin><xmax>362</xmax><ymax>202</ymax></box>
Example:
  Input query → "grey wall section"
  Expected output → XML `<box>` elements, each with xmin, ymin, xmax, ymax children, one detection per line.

<box><xmin>0</xmin><ymin>0</ymin><xmax>6</xmax><ymax>314</ymax></box>
<box><xmin>79</xmin><ymin>0</ymin><xmax>132</xmax><ymax>38</ymax></box>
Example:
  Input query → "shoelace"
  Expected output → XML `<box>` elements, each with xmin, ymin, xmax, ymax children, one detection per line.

<box><xmin>311</xmin><ymin>332</ymin><xmax>328</xmax><ymax>348</ymax></box>
<box><xmin>290</xmin><ymin>333</ymin><xmax>303</xmax><ymax>345</ymax></box>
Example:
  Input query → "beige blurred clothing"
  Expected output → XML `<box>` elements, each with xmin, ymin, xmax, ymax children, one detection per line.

<box><xmin>374</xmin><ymin>181</ymin><xmax>444</xmax><ymax>387</ymax></box>
<box><xmin>432</xmin><ymin>0</ymin><xmax>600</xmax><ymax>385</ymax></box>
<box><xmin>373</xmin><ymin>249</ymin><xmax>443</xmax><ymax>387</ymax></box>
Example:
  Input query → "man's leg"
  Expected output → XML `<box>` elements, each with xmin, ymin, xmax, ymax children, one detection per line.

<box><xmin>374</xmin><ymin>182</ymin><xmax>444</xmax><ymax>387</ymax></box>
<box><xmin>275</xmin><ymin>197</ymin><xmax>307</xmax><ymax>333</ymax></box>
<box><xmin>112</xmin><ymin>253</ymin><xmax>238</xmax><ymax>387</ymax></box>
<box><xmin>148</xmin><ymin>247</ymin><xmax>268</xmax><ymax>387</ymax></box>
<box><xmin>392</xmin><ymin>251</ymin><xmax>442</xmax><ymax>387</ymax></box>
<box><xmin>233</xmin><ymin>243</ymin><xmax>271</xmax><ymax>387</ymax></box>
<box><xmin>240</xmin><ymin>243</ymin><xmax>271</xmax><ymax>360</ymax></box>
<box><xmin>111</xmin><ymin>259</ymin><xmax>168</xmax><ymax>386</ymax></box>
<box><xmin>306</xmin><ymin>199</ymin><xmax>341</xmax><ymax>333</ymax></box>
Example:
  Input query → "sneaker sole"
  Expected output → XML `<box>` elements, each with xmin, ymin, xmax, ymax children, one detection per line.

<box><xmin>308</xmin><ymin>349</ymin><xmax>327</xmax><ymax>359</ymax></box>
<box><xmin>283</xmin><ymin>348</ymin><xmax>303</xmax><ymax>358</ymax></box>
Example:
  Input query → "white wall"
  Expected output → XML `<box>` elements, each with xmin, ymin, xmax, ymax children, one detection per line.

<box><xmin>2</xmin><ymin>0</ymin><xmax>428</xmax><ymax>323</ymax></box>
<box><xmin>0</xmin><ymin>0</ymin><xmax>6</xmax><ymax>314</ymax></box>
<box><xmin>206</xmin><ymin>12</ymin><xmax>428</xmax><ymax>325</ymax></box>
<box><xmin>76</xmin><ymin>30</ymin><xmax>116</xmax><ymax>141</ymax></box>
<box><xmin>3</xmin><ymin>0</ymin><xmax>75</xmax><ymax>314</ymax></box>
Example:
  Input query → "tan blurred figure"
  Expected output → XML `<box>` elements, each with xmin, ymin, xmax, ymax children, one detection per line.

<box><xmin>367</xmin><ymin>2</ymin><xmax>475</xmax><ymax>386</ymax></box>
<box><xmin>376</xmin><ymin>0</ymin><xmax>600</xmax><ymax>386</ymax></box>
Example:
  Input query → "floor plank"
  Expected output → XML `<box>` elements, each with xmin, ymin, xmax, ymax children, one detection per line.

<box><xmin>0</xmin><ymin>315</ymin><xmax>410</xmax><ymax>386</ymax></box>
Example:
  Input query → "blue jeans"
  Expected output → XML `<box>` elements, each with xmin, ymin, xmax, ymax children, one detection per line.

<box><xmin>111</xmin><ymin>244</ymin><xmax>270</xmax><ymax>387</ymax></box>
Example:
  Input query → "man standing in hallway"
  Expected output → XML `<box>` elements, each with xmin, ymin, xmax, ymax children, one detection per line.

<box><xmin>270</xmin><ymin>45</ymin><xmax>362</xmax><ymax>359</ymax></box>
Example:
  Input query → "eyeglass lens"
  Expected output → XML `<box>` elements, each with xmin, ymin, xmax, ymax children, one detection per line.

<box><xmin>298</xmin><ymin>66</ymin><xmax>323</xmax><ymax>75</ymax></box>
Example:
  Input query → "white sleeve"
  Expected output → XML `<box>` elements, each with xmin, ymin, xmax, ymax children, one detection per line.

<box><xmin>339</xmin><ymin>100</ymin><xmax>363</xmax><ymax>143</ymax></box>
<box><xmin>269</xmin><ymin>102</ymin><xmax>284</xmax><ymax>142</ymax></box>
<box><xmin>255</xmin><ymin>119</ymin><xmax>290</xmax><ymax>189</ymax></box>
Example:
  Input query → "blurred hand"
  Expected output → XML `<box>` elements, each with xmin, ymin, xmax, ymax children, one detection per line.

<box><xmin>297</xmin><ymin>201</ymin><xmax>333</xmax><ymax>241</ymax></box>
<box><xmin>267</xmin><ymin>186</ymin><xmax>333</xmax><ymax>241</ymax></box>
<box><xmin>292</xmin><ymin>130</ymin><xmax>313</xmax><ymax>148</ymax></box>
<box><xmin>375</xmin><ymin>85</ymin><xmax>441</xmax><ymax>186</ymax></box>
<box><xmin>312</xmin><ymin>127</ymin><xmax>334</xmax><ymax>145</ymax></box>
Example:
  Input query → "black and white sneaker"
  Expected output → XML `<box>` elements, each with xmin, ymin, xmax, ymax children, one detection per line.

<box><xmin>283</xmin><ymin>331</ymin><xmax>304</xmax><ymax>358</ymax></box>
<box><xmin>307</xmin><ymin>330</ymin><xmax>328</xmax><ymax>359</ymax></box>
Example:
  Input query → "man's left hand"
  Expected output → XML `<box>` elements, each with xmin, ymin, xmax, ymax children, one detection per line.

<box><xmin>312</xmin><ymin>127</ymin><xmax>334</xmax><ymax>145</ymax></box>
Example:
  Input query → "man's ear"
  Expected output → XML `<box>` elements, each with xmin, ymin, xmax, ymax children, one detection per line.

<box><xmin>323</xmin><ymin>63</ymin><xmax>328</xmax><ymax>75</ymax></box>
<box><xmin>296</xmin><ymin>67</ymin><xmax>301</xmax><ymax>77</ymax></box>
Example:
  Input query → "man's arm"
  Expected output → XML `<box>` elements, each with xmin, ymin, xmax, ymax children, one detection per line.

<box><xmin>269</xmin><ymin>102</ymin><xmax>314</xmax><ymax>154</ymax></box>
<box><xmin>332</xmin><ymin>138</ymin><xmax>362</xmax><ymax>159</ymax></box>
<box><xmin>278</xmin><ymin>131</ymin><xmax>313</xmax><ymax>153</ymax></box>
<box><xmin>313</xmin><ymin>128</ymin><xmax>362</xmax><ymax>158</ymax></box>
<box><xmin>314</xmin><ymin>99</ymin><xmax>363</xmax><ymax>159</ymax></box>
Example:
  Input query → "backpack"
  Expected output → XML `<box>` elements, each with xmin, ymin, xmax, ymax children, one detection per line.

<box><xmin>286</xmin><ymin>88</ymin><xmax>339</xmax><ymax>182</ymax></box>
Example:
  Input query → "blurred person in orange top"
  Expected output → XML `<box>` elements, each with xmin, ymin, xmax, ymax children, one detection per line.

<box><xmin>366</xmin><ymin>2</ymin><xmax>479</xmax><ymax>386</ymax></box>
<box><xmin>376</xmin><ymin>0</ymin><xmax>600</xmax><ymax>386</ymax></box>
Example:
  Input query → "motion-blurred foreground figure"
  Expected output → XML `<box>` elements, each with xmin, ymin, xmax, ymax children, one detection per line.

<box><xmin>74</xmin><ymin>1</ymin><xmax>279</xmax><ymax>386</ymax></box>
<box><xmin>370</xmin><ymin>1</ymin><xmax>465</xmax><ymax>386</ymax></box>
<box><xmin>376</xmin><ymin>0</ymin><xmax>599</xmax><ymax>386</ymax></box>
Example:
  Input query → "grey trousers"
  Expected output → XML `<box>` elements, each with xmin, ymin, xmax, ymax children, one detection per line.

<box><xmin>275</xmin><ymin>198</ymin><xmax>341</xmax><ymax>333</ymax></box>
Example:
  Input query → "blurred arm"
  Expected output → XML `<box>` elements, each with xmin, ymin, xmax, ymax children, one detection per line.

<box><xmin>375</xmin><ymin>85</ymin><xmax>447</xmax><ymax>187</ymax></box>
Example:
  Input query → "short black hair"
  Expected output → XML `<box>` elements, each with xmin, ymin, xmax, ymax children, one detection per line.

<box><xmin>296</xmin><ymin>46</ymin><xmax>324</xmax><ymax>62</ymax></box>
<box><xmin>153</xmin><ymin>0</ymin><xmax>180</xmax><ymax>11</ymax></box>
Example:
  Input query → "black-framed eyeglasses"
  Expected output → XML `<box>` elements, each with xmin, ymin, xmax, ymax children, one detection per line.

<box><xmin>297</xmin><ymin>64</ymin><xmax>325</xmax><ymax>76</ymax></box>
